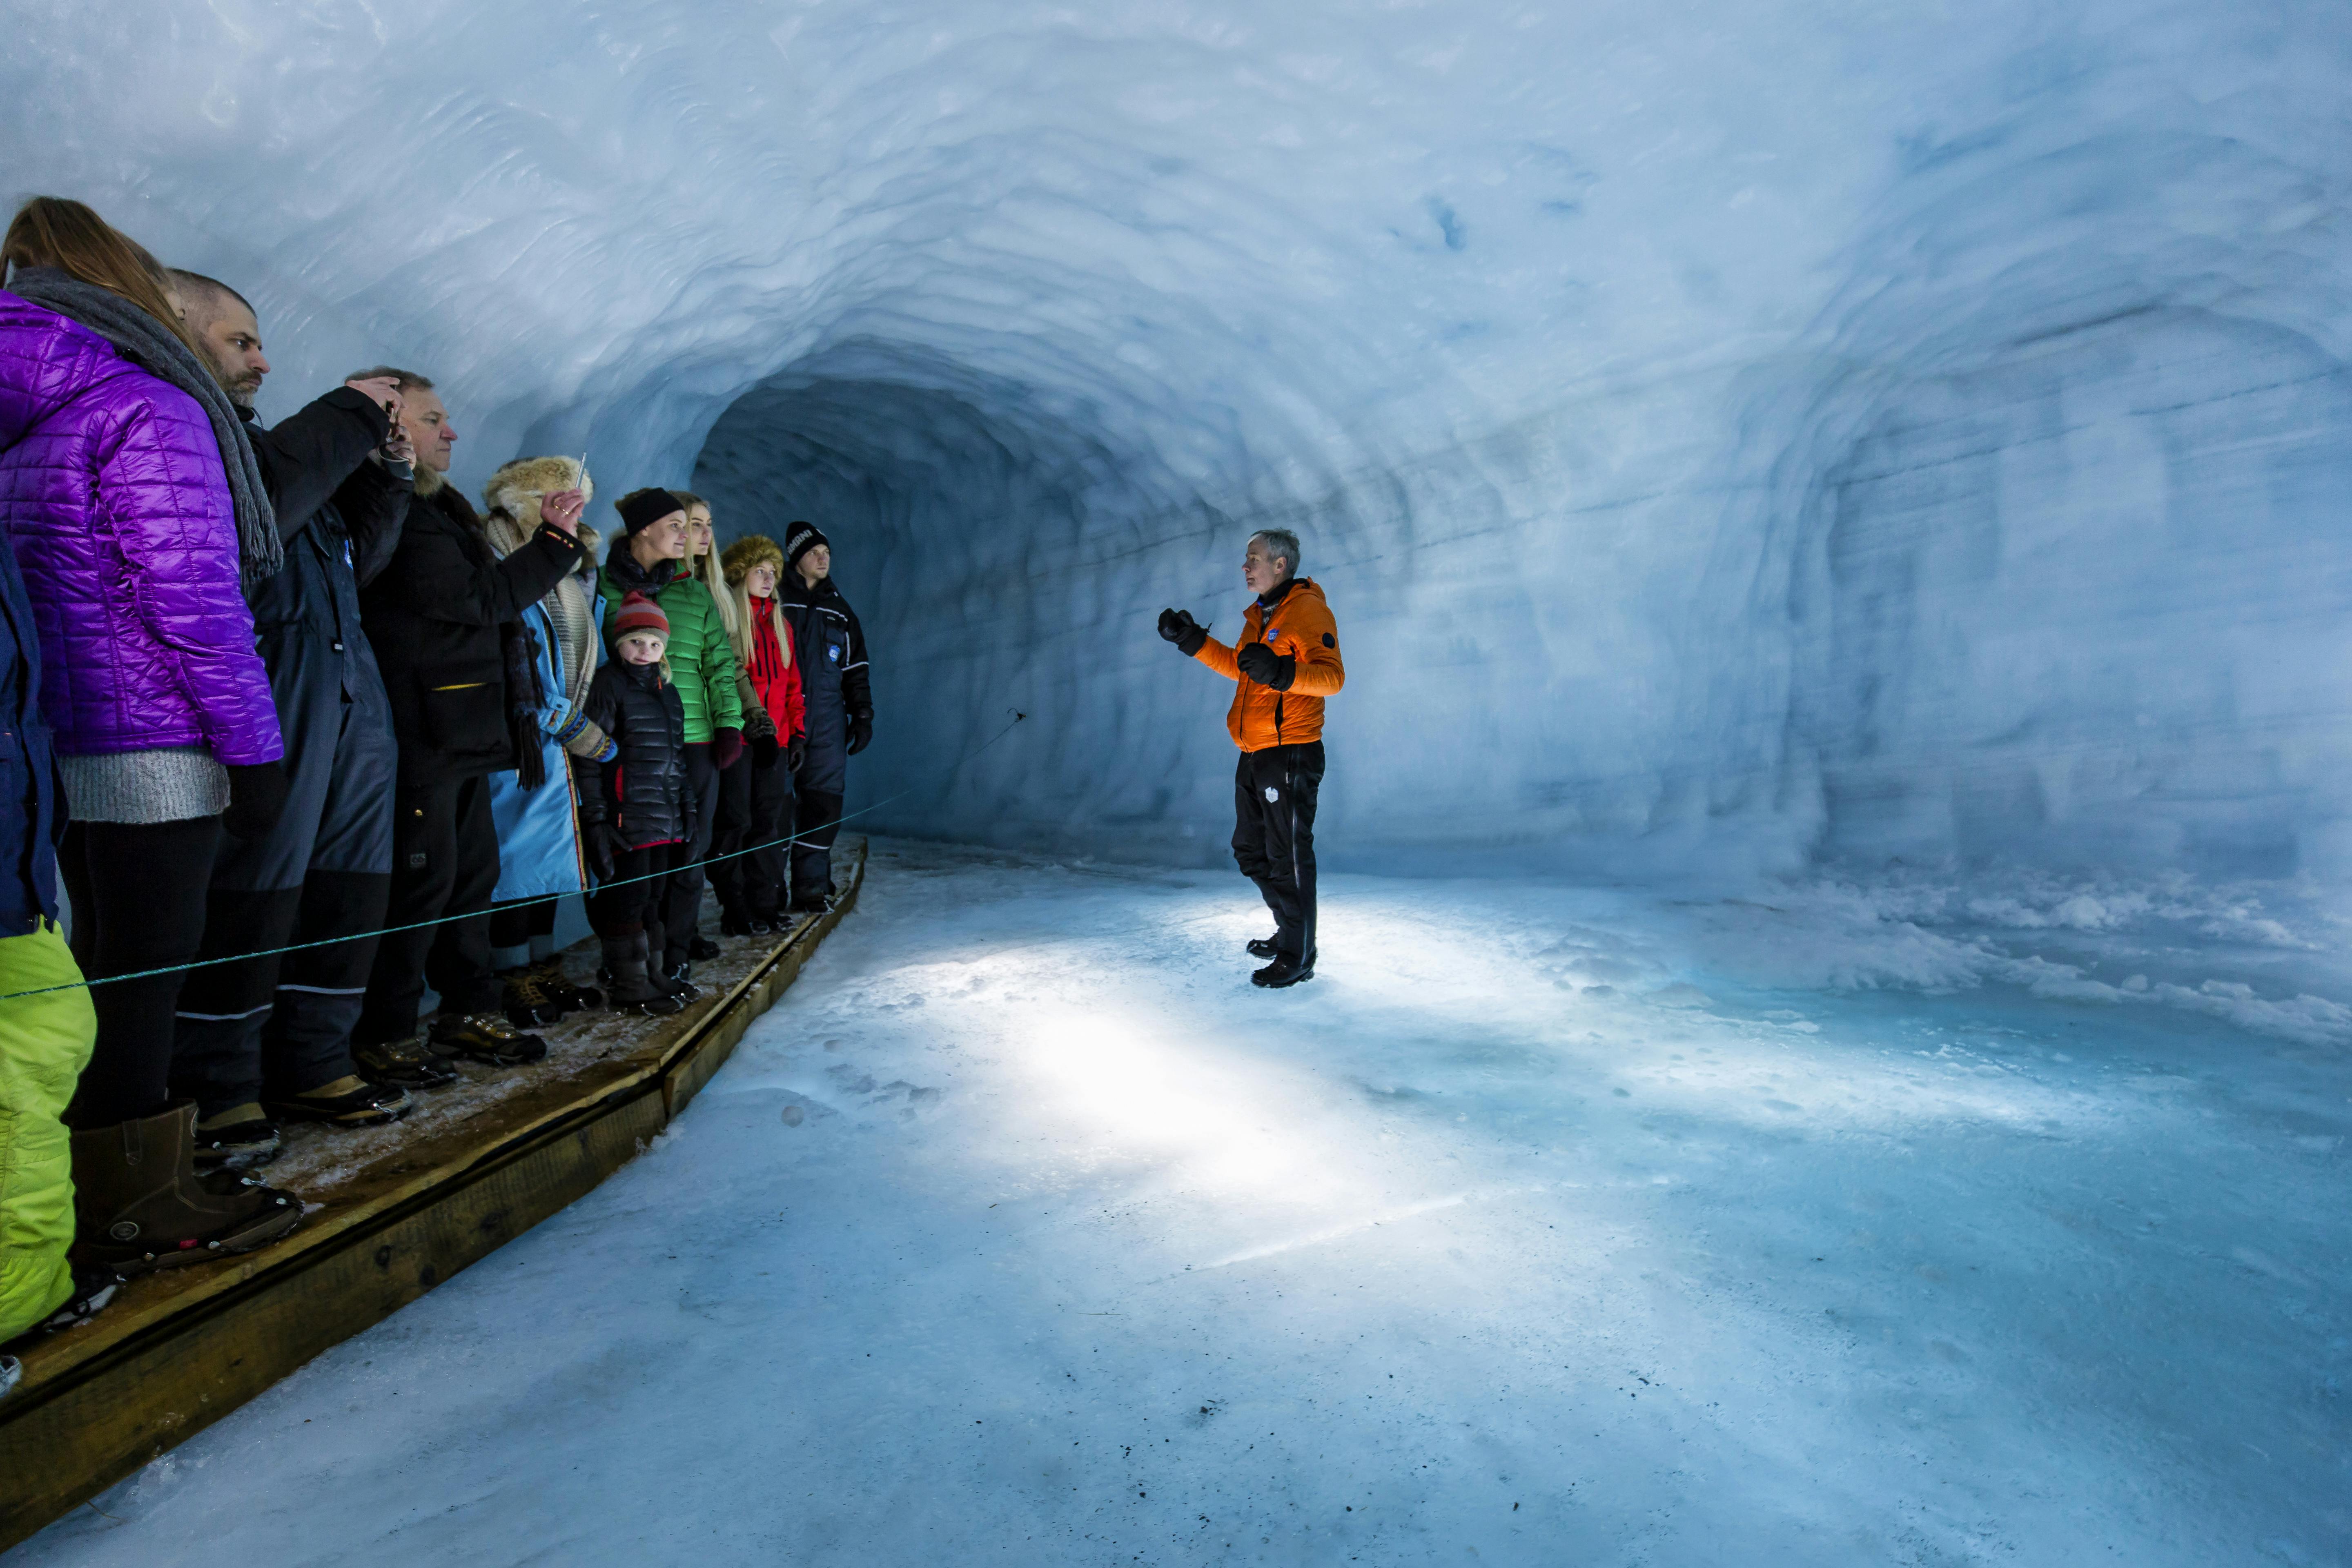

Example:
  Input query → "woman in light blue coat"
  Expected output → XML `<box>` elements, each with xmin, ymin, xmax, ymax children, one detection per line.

<box><xmin>481</xmin><ymin>458</ymin><xmax>612</xmax><ymax>1023</ymax></box>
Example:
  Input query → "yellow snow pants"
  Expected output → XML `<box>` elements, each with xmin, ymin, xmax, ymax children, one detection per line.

<box><xmin>0</xmin><ymin>921</ymin><xmax>94</xmax><ymax>1343</ymax></box>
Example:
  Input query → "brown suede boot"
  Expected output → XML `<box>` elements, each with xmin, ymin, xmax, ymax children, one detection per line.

<box><xmin>70</xmin><ymin>1104</ymin><xmax>303</xmax><ymax>1275</ymax></box>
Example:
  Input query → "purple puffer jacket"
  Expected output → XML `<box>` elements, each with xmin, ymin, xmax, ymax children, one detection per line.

<box><xmin>0</xmin><ymin>291</ymin><xmax>279</xmax><ymax>764</ymax></box>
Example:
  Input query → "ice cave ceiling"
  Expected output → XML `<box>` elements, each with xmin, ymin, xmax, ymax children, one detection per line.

<box><xmin>9</xmin><ymin>1</ymin><xmax>2352</xmax><ymax>878</ymax></box>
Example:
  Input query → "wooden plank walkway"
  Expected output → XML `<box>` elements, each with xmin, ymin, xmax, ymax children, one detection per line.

<box><xmin>0</xmin><ymin>839</ymin><xmax>867</xmax><ymax>1551</ymax></box>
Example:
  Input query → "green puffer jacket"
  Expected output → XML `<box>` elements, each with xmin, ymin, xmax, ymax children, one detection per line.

<box><xmin>597</xmin><ymin>541</ymin><xmax>744</xmax><ymax>744</ymax></box>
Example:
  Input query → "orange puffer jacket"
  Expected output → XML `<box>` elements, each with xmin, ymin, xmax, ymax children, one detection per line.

<box><xmin>1193</xmin><ymin>577</ymin><xmax>1345</xmax><ymax>750</ymax></box>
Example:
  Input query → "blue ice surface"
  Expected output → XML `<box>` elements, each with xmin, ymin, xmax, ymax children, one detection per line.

<box><xmin>24</xmin><ymin>842</ymin><xmax>2349</xmax><ymax>1566</ymax></box>
<box><xmin>9</xmin><ymin>3</ymin><xmax>2352</xmax><ymax>883</ymax></box>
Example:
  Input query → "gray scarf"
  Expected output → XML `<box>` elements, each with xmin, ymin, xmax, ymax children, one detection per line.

<box><xmin>9</xmin><ymin>266</ymin><xmax>282</xmax><ymax>594</ymax></box>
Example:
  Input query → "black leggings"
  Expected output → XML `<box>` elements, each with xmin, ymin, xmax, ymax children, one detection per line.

<box><xmin>61</xmin><ymin>816</ymin><xmax>222</xmax><ymax>1128</ymax></box>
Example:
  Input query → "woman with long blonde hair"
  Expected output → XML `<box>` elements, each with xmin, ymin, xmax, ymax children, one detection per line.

<box><xmin>713</xmin><ymin>528</ymin><xmax>804</xmax><ymax>933</ymax></box>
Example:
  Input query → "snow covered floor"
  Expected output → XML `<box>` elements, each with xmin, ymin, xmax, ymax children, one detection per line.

<box><xmin>24</xmin><ymin>840</ymin><xmax>2352</xmax><ymax>1566</ymax></box>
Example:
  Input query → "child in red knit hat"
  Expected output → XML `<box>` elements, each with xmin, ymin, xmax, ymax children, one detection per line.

<box><xmin>572</xmin><ymin>593</ymin><xmax>696</xmax><ymax>1014</ymax></box>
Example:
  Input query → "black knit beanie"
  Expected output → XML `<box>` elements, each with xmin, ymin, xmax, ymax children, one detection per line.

<box><xmin>618</xmin><ymin>488</ymin><xmax>686</xmax><ymax>536</ymax></box>
<box><xmin>784</xmin><ymin>521</ymin><xmax>830</xmax><ymax>569</ymax></box>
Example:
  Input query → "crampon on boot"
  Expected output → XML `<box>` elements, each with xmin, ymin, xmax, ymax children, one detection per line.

<box><xmin>1250</xmin><ymin>950</ymin><xmax>1317</xmax><ymax>989</ymax></box>
<box><xmin>264</xmin><ymin>1075</ymin><xmax>410</xmax><ymax>1127</ymax></box>
<box><xmin>532</xmin><ymin>953</ymin><xmax>600</xmax><ymax>1013</ymax></box>
<box><xmin>191</xmin><ymin>1103</ymin><xmax>281</xmax><ymax>1171</ymax></box>
<box><xmin>655</xmin><ymin>961</ymin><xmax>703</xmax><ymax>1004</ymax></box>
<box><xmin>499</xmin><ymin>965</ymin><xmax>564</xmax><ymax>1027</ymax></box>
<box><xmin>427</xmin><ymin>1012</ymin><xmax>549</xmax><ymax>1066</ymax></box>
<box><xmin>69</xmin><ymin>1104</ymin><xmax>303</xmax><ymax>1276</ymax></box>
<box><xmin>602</xmin><ymin>933</ymin><xmax>682</xmax><ymax>1018</ymax></box>
<box><xmin>354</xmin><ymin>1033</ymin><xmax>462</xmax><ymax>1090</ymax></box>
<box><xmin>1246</xmin><ymin>935</ymin><xmax>1280</xmax><ymax>959</ymax></box>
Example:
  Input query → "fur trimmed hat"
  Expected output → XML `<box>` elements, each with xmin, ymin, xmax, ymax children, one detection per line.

<box><xmin>721</xmin><ymin>533</ymin><xmax>786</xmax><ymax>588</ymax></box>
<box><xmin>783</xmin><ymin>521</ymin><xmax>829</xmax><ymax>570</ymax></box>
<box><xmin>610</xmin><ymin>592</ymin><xmax>670</xmax><ymax>644</ymax></box>
<box><xmin>483</xmin><ymin>455</ymin><xmax>594</xmax><ymax>523</ymax></box>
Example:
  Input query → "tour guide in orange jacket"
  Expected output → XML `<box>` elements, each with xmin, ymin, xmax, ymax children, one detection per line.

<box><xmin>1158</xmin><ymin>528</ymin><xmax>1344</xmax><ymax>988</ymax></box>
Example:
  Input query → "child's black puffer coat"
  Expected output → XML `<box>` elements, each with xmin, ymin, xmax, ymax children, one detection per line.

<box><xmin>575</xmin><ymin>659</ymin><xmax>693</xmax><ymax>849</ymax></box>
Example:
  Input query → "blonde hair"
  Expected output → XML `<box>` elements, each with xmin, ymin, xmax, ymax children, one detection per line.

<box><xmin>719</xmin><ymin>534</ymin><xmax>790</xmax><ymax>669</ymax></box>
<box><xmin>677</xmin><ymin>492</ymin><xmax>737</xmax><ymax>641</ymax></box>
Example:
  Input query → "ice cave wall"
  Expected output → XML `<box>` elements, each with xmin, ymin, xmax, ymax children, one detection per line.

<box><xmin>9</xmin><ymin>1</ymin><xmax>2352</xmax><ymax>881</ymax></box>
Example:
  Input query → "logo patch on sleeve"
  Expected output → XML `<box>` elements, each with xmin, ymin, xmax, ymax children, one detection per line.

<box><xmin>1264</xmin><ymin>785</ymin><xmax>1281</xmax><ymax>803</ymax></box>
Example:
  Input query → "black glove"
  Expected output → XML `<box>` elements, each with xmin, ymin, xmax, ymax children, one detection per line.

<box><xmin>221</xmin><ymin>761</ymin><xmax>291</xmax><ymax>840</ymax></box>
<box><xmin>1157</xmin><ymin>608</ymin><xmax>1207</xmax><ymax>657</ymax></box>
<box><xmin>787</xmin><ymin>735</ymin><xmax>807</xmax><ymax>773</ymax></box>
<box><xmin>846</xmin><ymin>713</ymin><xmax>873</xmax><ymax>756</ymax></box>
<box><xmin>1235</xmin><ymin>641</ymin><xmax>1295</xmax><ymax>690</ymax></box>
<box><xmin>710</xmin><ymin>726</ymin><xmax>746</xmax><ymax>771</ymax></box>
<box><xmin>752</xmin><ymin>731</ymin><xmax>780</xmax><ymax>770</ymax></box>
<box><xmin>584</xmin><ymin>821</ymin><xmax>623</xmax><ymax>884</ymax></box>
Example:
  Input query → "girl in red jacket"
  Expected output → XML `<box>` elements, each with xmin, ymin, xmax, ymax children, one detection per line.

<box><xmin>714</xmin><ymin>534</ymin><xmax>805</xmax><ymax>934</ymax></box>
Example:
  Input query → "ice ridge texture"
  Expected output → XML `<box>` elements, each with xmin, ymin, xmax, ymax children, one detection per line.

<box><xmin>9</xmin><ymin>2</ymin><xmax>2352</xmax><ymax>880</ymax></box>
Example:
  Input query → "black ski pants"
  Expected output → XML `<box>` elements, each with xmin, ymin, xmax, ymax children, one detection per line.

<box><xmin>712</xmin><ymin>753</ymin><xmax>794</xmax><ymax>920</ymax></box>
<box><xmin>60</xmin><ymin>817</ymin><xmax>220</xmax><ymax>1129</ymax></box>
<box><xmin>589</xmin><ymin>843</ymin><xmax>681</xmax><ymax>940</ymax></box>
<box><xmin>174</xmin><ymin>646</ymin><xmax>396</xmax><ymax>1116</ymax></box>
<box><xmin>790</xmin><ymin>787</ymin><xmax>844</xmax><ymax>902</ymax></box>
<box><xmin>658</xmin><ymin>743</ymin><xmax>723</xmax><ymax>969</ymax></box>
<box><xmin>357</xmin><ymin>774</ymin><xmax>502</xmax><ymax>1041</ymax></box>
<box><xmin>1232</xmin><ymin>741</ymin><xmax>1324</xmax><ymax>962</ymax></box>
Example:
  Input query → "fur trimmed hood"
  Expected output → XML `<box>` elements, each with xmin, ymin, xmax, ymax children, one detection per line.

<box><xmin>721</xmin><ymin>532</ymin><xmax>785</xmax><ymax>587</ymax></box>
<box><xmin>482</xmin><ymin>456</ymin><xmax>598</xmax><ymax>576</ymax></box>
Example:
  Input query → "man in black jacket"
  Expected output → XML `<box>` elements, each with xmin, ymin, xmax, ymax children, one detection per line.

<box><xmin>775</xmin><ymin>523</ymin><xmax>872</xmax><ymax>910</ymax></box>
<box><xmin>351</xmin><ymin>368</ymin><xmax>586</xmax><ymax>1068</ymax></box>
<box><xmin>167</xmin><ymin>274</ymin><xmax>427</xmax><ymax>1169</ymax></box>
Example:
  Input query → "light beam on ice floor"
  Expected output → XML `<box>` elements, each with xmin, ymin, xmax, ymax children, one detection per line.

<box><xmin>22</xmin><ymin>842</ymin><xmax>2350</xmax><ymax>1566</ymax></box>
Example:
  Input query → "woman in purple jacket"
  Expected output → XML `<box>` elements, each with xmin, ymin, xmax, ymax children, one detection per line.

<box><xmin>0</xmin><ymin>199</ymin><xmax>298</xmax><ymax>1272</ymax></box>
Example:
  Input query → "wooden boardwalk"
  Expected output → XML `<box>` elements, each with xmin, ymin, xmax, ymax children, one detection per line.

<box><xmin>0</xmin><ymin>840</ymin><xmax>866</xmax><ymax>1551</ymax></box>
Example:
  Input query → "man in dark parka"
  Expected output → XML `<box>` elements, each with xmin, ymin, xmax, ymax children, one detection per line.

<box><xmin>351</xmin><ymin>369</ymin><xmax>585</xmax><ymax>1067</ymax></box>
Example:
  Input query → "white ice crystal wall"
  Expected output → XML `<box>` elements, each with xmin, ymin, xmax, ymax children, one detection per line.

<box><xmin>8</xmin><ymin>1</ymin><xmax>2352</xmax><ymax>880</ymax></box>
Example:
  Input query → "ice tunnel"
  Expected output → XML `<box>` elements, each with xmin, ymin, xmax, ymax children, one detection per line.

<box><xmin>11</xmin><ymin>0</ymin><xmax>2352</xmax><ymax>881</ymax></box>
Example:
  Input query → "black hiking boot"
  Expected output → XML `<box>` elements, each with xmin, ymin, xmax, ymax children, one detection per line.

<box><xmin>191</xmin><ymin>1104</ymin><xmax>281</xmax><ymax>1170</ymax></box>
<box><xmin>428</xmin><ymin>1012</ymin><xmax>548</xmax><ymax>1067</ymax></box>
<box><xmin>718</xmin><ymin>909</ymin><xmax>755</xmax><ymax>938</ymax></box>
<box><xmin>354</xmin><ymin>1033</ymin><xmax>462</xmax><ymax>1090</ymax></box>
<box><xmin>499</xmin><ymin>966</ymin><xmax>565</xmax><ymax>1027</ymax></box>
<box><xmin>265</xmin><ymin>1075</ymin><xmax>410</xmax><ymax>1127</ymax></box>
<box><xmin>688</xmin><ymin>935</ymin><xmax>722</xmax><ymax>962</ymax></box>
<box><xmin>532</xmin><ymin>954</ymin><xmax>601</xmax><ymax>1013</ymax></box>
<box><xmin>1247</xmin><ymin>936</ymin><xmax>1280</xmax><ymax>959</ymax></box>
<box><xmin>1250</xmin><ymin>951</ymin><xmax>1316</xmax><ymax>989</ymax></box>
<box><xmin>69</xmin><ymin>1105</ymin><xmax>303</xmax><ymax>1276</ymax></box>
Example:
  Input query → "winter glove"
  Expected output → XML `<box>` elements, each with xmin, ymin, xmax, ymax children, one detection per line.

<box><xmin>1157</xmin><ymin>608</ymin><xmax>1208</xmax><ymax>657</ymax></box>
<box><xmin>752</xmin><ymin>731</ymin><xmax>780</xmax><ymax>770</ymax></box>
<box><xmin>787</xmin><ymin>734</ymin><xmax>808</xmax><ymax>773</ymax></box>
<box><xmin>221</xmin><ymin>761</ymin><xmax>291</xmax><ymax>840</ymax></box>
<box><xmin>846</xmin><ymin>713</ymin><xmax>874</xmax><ymax>756</ymax></box>
<box><xmin>710</xmin><ymin>726</ymin><xmax>745</xmax><ymax>771</ymax></box>
<box><xmin>585</xmin><ymin>821</ymin><xmax>624</xmax><ymax>885</ymax></box>
<box><xmin>1235</xmin><ymin>641</ymin><xmax>1296</xmax><ymax>690</ymax></box>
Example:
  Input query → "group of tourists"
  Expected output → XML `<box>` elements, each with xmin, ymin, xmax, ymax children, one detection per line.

<box><xmin>0</xmin><ymin>197</ymin><xmax>874</xmax><ymax>1380</ymax></box>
